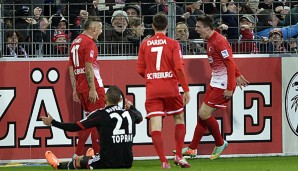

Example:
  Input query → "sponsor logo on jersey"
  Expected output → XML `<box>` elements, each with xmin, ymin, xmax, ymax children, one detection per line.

<box><xmin>208</xmin><ymin>56</ymin><xmax>214</xmax><ymax>63</ymax></box>
<box><xmin>285</xmin><ymin>72</ymin><xmax>298</xmax><ymax>136</ymax></box>
<box><xmin>221</xmin><ymin>49</ymin><xmax>229</xmax><ymax>58</ymax></box>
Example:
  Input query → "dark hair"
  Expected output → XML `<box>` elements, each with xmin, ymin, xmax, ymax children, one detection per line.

<box><xmin>197</xmin><ymin>14</ymin><xmax>214</xmax><ymax>30</ymax></box>
<box><xmin>83</xmin><ymin>17</ymin><xmax>102</xmax><ymax>30</ymax></box>
<box><xmin>152</xmin><ymin>13</ymin><xmax>168</xmax><ymax>31</ymax></box>
<box><xmin>257</xmin><ymin>10</ymin><xmax>273</xmax><ymax>26</ymax></box>
<box><xmin>106</xmin><ymin>86</ymin><xmax>122</xmax><ymax>104</ymax></box>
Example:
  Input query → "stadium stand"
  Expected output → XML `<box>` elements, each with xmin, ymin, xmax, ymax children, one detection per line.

<box><xmin>1</xmin><ymin>0</ymin><xmax>298</xmax><ymax>58</ymax></box>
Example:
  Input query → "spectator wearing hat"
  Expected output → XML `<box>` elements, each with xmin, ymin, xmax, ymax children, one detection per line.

<box><xmin>98</xmin><ymin>10</ymin><xmax>133</xmax><ymax>56</ymax></box>
<box><xmin>268</xmin><ymin>29</ymin><xmax>289</xmax><ymax>53</ymax></box>
<box><xmin>51</xmin><ymin>32</ymin><xmax>69</xmax><ymax>56</ymax></box>
<box><xmin>235</xmin><ymin>15</ymin><xmax>258</xmax><ymax>53</ymax></box>
<box><xmin>124</xmin><ymin>4</ymin><xmax>141</xmax><ymax>20</ymax></box>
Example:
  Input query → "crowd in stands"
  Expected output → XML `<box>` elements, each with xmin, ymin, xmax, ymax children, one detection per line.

<box><xmin>1</xmin><ymin>0</ymin><xmax>298</xmax><ymax>58</ymax></box>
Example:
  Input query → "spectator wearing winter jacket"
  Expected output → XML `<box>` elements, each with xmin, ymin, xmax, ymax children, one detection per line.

<box><xmin>235</xmin><ymin>15</ymin><xmax>258</xmax><ymax>53</ymax></box>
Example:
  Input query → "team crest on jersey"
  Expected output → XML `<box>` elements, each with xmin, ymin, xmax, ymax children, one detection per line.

<box><xmin>90</xmin><ymin>50</ymin><xmax>94</xmax><ymax>58</ymax></box>
<box><xmin>221</xmin><ymin>49</ymin><xmax>229</xmax><ymax>58</ymax></box>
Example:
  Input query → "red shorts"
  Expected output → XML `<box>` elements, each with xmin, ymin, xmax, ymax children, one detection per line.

<box><xmin>79</xmin><ymin>88</ymin><xmax>105</xmax><ymax>114</ymax></box>
<box><xmin>203</xmin><ymin>85</ymin><xmax>234</xmax><ymax>109</ymax></box>
<box><xmin>145</xmin><ymin>96</ymin><xmax>184</xmax><ymax>119</ymax></box>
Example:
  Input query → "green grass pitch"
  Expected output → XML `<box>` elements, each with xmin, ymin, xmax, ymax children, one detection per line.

<box><xmin>0</xmin><ymin>156</ymin><xmax>297</xmax><ymax>171</ymax></box>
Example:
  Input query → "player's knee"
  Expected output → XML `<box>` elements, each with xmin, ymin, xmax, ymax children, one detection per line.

<box><xmin>173</xmin><ymin>113</ymin><xmax>184</xmax><ymax>124</ymax></box>
<box><xmin>198</xmin><ymin>109</ymin><xmax>210</xmax><ymax>120</ymax></box>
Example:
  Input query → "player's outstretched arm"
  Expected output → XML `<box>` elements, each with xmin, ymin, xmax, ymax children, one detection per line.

<box><xmin>236</xmin><ymin>75</ymin><xmax>249</xmax><ymax>90</ymax></box>
<box><xmin>42</xmin><ymin>113</ymin><xmax>83</xmax><ymax>132</ymax></box>
<box><xmin>41</xmin><ymin>113</ymin><xmax>53</xmax><ymax>125</ymax></box>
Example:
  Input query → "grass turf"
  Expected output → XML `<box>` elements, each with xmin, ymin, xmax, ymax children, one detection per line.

<box><xmin>0</xmin><ymin>156</ymin><xmax>297</xmax><ymax>171</ymax></box>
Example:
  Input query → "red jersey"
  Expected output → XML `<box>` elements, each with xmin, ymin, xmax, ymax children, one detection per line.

<box><xmin>137</xmin><ymin>33</ymin><xmax>189</xmax><ymax>99</ymax></box>
<box><xmin>69</xmin><ymin>34</ymin><xmax>104</xmax><ymax>93</ymax></box>
<box><xmin>207</xmin><ymin>31</ymin><xmax>241</xmax><ymax>91</ymax></box>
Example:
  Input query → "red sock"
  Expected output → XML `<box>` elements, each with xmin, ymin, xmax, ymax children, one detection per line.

<box><xmin>189</xmin><ymin>118</ymin><xmax>207</xmax><ymax>150</ymax></box>
<box><xmin>175</xmin><ymin>124</ymin><xmax>186</xmax><ymax>158</ymax></box>
<box><xmin>151</xmin><ymin>131</ymin><xmax>167</xmax><ymax>163</ymax></box>
<box><xmin>76</xmin><ymin>129</ymin><xmax>91</xmax><ymax>155</ymax></box>
<box><xmin>203</xmin><ymin>116</ymin><xmax>224</xmax><ymax>146</ymax></box>
<box><xmin>91</xmin><ymin>127</ymin><xmax>100</xmax><ymax>154</ymax></box>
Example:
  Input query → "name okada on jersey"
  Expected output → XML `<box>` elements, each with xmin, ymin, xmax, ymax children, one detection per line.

<box><xmin>147</xmin><ymin>71</ymin><xmax>173</xmax><ymax>79</ymax></box>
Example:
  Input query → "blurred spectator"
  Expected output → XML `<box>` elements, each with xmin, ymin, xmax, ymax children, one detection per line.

<box><xmin>51</xmin><ymin>32</ymin><xmax>69</xmax><ymax>56</ymax></box>
<box><xmin>214</xmin><ymin>18</ymin><xmax>229</xmax><ymax>38</ymax></box>
<box><xmin>182</xmin><ymin>0</ymin><xmax>205</xmax><ymax>39</ymax></box>
<box><xmin>266</xmin><ymin>29</ymin><xmax>289</xmax><ymax>52</ymax></box>
<box><xmin>94</xmin><ymin>0</ymin><xmax>126</xmax><ymax>24</ymax></box>
<box><xmin>258</xmin><ymin>0</ymin><xmax>284</xmax><ymax>20</ymax></box>
<box><xmin>61</xmin><ymin>0</ymin><xmax>98</xmax><ymax>18</ymax></box>
<box><xmin>256</xmin><ymin>9</ymin><xmax>278</xmax><ymax>37</ymax></box>
<box><xmin>98</xmin><ymin>10</ymin><xmax>133</xmax><ymax>55</ymax></box>
<box><xmin>239</xmin><ymin>2</ymin><xmax>256</xmax><ymax>14</ymax></box>
<box><xmin>289</xmin><ymin>37</ymin><xmax>298</xmax><ymax>53</ymax></box>
<box><xmin>3</xmin><ymin>0</ymin><xmax>32</xmax><ymax>38</ymax></box>
<box><xmin>128</xmin><ymin>17</ymin><xmax>145</xmax><ymax>42</ymax></box>
<box><xmin>236</xmin><ymin>15</ymin><xmax>258</xmax><ymax>53</ymax></box>
<box><xmin>69</xmin><ymin>10</ymin><xmax>89</xmax><ymax>41</ymax></box>
<box><xmin>278</xmin><ymin>2</ymin><xmax>298</xmax><ymax>26</ymax></box>
<box><xmin>246</xmin><ymin>0</ymin><xmax>260</xmax><ymax>13</ymax></box>
<box><xmin>127</xmin><ymin>17</ymin><xmax>148</xmax><ymax>53</ymax></box>
<box><xmin>201</xmin><ymin>0</ymin><xmax>220</xmax><ymax>14</ymax></box>
<box><xmin>220</xmin><ymin>0</ymin><xmax>239</xmax><ymax>40</ymax></box>
<box><xmin>49</xmin><ymin>14</ymin><xmax>68</xmax><ymax>34</ymax></box>
<box><xmin>144</xmin><ymin>0</ymin><xmax>185</xmax><ymax>24</ymax></box>
<box><xmin>25</xmin><ymin>14</ymin><xmax>51</xmax><ymax>57</ymax></box>
<box><xmin>124</xmin><ymin>4</ymin><xmax>142</xmax><ymax>20</ymax></box>
<box><xmin>3</xmin><ymin>31</ymin><xmax>28</xmax><ymax>58</ymax></box>
<box><xmin>175</xmin><ymin>22</ymin><xmax>205</xmax><ymax>54</ymax></box>
<box><xmin>256</xmin><ymin>9</ymin><xmax>298</xmax><ymax>40</ymax></box>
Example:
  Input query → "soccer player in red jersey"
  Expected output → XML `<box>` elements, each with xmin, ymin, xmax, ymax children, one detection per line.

<box><xmin>179</xmin><ymin>14</ymin><xmax>249</xmax><ymax>159</ymax></box>
<box><xmin>68</xmin><ymin>17</ymin><xmax>105</xmax><ymax>156</ymax></box>
<box><xmin>137</xmin><ymin>13</ymin><xmax>191</xmax><ymax>169</ymax></box>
